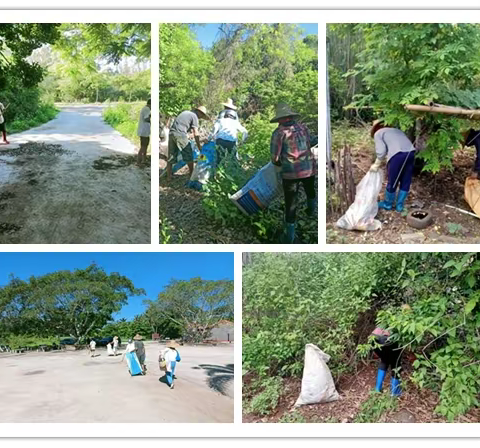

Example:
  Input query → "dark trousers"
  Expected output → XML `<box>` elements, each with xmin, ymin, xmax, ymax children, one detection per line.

<box><xmin>374</xmin><ymin>342</ymin><xmax>402</xmax><ymax>378</ymax></box>
<box><xmin>139</xmin><ymin>136</ymin><xmax>150</xmax><ymax>154</ymax></box>
<box><xmin>386</xmin><ymin>151</ymin><xmax>415</xmax><ymax>194</ymax></box>
<box><xmin>282</xmin><ymin>175</ymin><xmax>316</xmax><ymax>224</ymax></box>
<box><xmin>473</xmin><ymin>142</ymin><xmax>480</xmax><ymax>172</ymax></box>
<box><xmin>215</xmin><ymin>138</ymin><xmax>236</xmax><ymax>165</ymax></box>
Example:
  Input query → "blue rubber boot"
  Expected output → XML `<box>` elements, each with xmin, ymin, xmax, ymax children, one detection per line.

<box><xmin>375</xmin><ymin>368</ymin><xmax>387</xmax><ymax>392</ymax></box>
<box><xmin>306</xmin><ymin>198</ymin><xmax>317</xmax><ymax>217</ymax></box>
<box><xmin>284</xmin><ymin>222</ymin><xmax>295</xmax><ymax>244</ymax></box>
<box><xmin>378</xmin><ymin>189</ymin><xmax>396</xmax><ymax>210</ymax></box>
<box><xmin>395</xmin><ymin>190</ymin><xmax>409</xmax><ymax>212</ymax></box>
<box><xmin>391</xmin><ymin>377</ymin><xmax>402</xmax><ymax>397</ymax></box>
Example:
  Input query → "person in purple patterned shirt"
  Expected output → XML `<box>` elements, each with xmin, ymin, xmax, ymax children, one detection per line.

<box><xmin>270</xmin><ymin>103</ymin><xmax>316</xmax><ymax>243</ymax></box>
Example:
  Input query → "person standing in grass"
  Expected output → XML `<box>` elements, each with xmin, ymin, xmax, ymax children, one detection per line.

<box><xmin>270</xmin><ymin>103</ymin><xmax>316</xmax><ymax>244</ymax></box>
<box><xmin>161</xmin><ymin>341</ymin><xmax>181</xmax><ymax>389</ymax></box>
<box><xmin>0</xmin><ymin>102</ymin><xmax>9</xmax><ymax>145</ymax></box>
<box><xmin>166</xmin><ymin>106</ymin><xmax>210</xmax><ymax>181</ymax></box>
<box><xmin>137</xmin><ymin>99</ymin><xmax>151</xmax><ymax>165</ymax></box>
<box><xmin>212</xmin><ymin>110</ymin><xmax>248</xmax><ymax>164</ymax></box>
<box><xmin>369</xmin><ymin>119</ymin><xmax>416</xmax><ymax>212</ymax></box>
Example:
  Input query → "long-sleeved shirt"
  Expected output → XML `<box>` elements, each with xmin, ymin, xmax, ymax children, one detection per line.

<box><xmin>270</xmin><ymin>120</ymin><xmax>314</xmax><ymax>180</ymax></box>
<box><xmin>374</xmin><ymin>127</ymin><xmax>416</xmax><ymax>163</ymax></box>
<box><xmin>0</xmin><ymin>103</ymin><xmax>5</xmax><ymax>124</ymax></box>
<box><xmin>162</xmin><ymin>348</ymin><xmax>181</xmax><ymax>372</ymax></box>
<box><xmin>212</xmin><ymin>117</ymin><xmax>248</xmax><ymax>143</ymax></box>
<box><xmin>137</xmin><ymin>105</ymin><xmax>151</xmax><ymax>137</ymax></box>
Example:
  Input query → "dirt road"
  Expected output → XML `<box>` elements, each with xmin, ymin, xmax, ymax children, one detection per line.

<box><xmin>0</xmin><ymin>342</ymin><xmax>233</xmax><ymax>423</ymax></box>
<box><xmin>0</xmin><ymin>105</ymin><xmax>150</xmax><ymax>244</ymax></box>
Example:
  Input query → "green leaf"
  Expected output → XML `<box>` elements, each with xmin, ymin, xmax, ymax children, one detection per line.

<box><xmin>465</xmin><ymin>298</ymin><xmax>477</xmax><ymax>315</ymax></box>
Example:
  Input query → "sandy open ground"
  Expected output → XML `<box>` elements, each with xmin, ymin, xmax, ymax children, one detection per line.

<box><xmin>0</xmin><ymin>342</ymin><xmax>233</xmax><ymax>423</ymax></box>
<box><xmin>0</xmin><ymin>104</ymin><xmax>150</xmax><ymax>244</ymax></box>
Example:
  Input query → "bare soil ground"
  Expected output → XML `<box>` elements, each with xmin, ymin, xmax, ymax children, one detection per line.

<box><xmin>243</xmin><ymin>363</ymin><xmax>479</xmax><ymax>423</ymax></box>
<box><xmin>327</xmin><ymin>142</ymin><xmax>480</xmax><ymax>244</ymax></box>
<box><xmin>0</xmin><ymin>105</ymin><xmax>150</xmax><ymax>244</ymax></box>
<box><xmin>0</xmin><ymin>342</ymin><xmax>233</xmax><ymax>423</ymax></box>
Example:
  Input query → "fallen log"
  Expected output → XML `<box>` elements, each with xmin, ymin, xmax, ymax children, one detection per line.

<box><xmin>405</xmin><ymin>104</ymin><xmax>480</xmax><ymax>120</ymax></box>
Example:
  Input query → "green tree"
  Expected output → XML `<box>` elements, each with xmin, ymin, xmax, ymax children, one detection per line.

<box><xmin>0</xmin><ymin>264</ymin><xmax>145</xmax><ymax>342</ymax></box>
<box><xmin>147</xmin><ymin>277</ymin><xmax>234</xmax><ymax>342</ymax></box>
<box><xmin>349</xmin><ymin>23</ymin><xmax>480</xmax><ymax>172</ymax></box>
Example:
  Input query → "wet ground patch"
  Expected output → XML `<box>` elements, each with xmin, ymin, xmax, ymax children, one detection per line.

<box><xmin>23</xmin><ymin>370</ymin><xmax>45</xmax><ymax>376</ymax></box>
<box><xmin>93</xmin><ymin>154</ymin><xmax>151</xmax><ymax>171</ymax></box>
<box><xmin>0</xmin><ymin>142</ymin><xmax>71</xmax><ymax>157</ymax></box>
<box><xmin>0</xmin><ymin>222</ymin><xmax>21</xmax><ymax>234</ymax></box>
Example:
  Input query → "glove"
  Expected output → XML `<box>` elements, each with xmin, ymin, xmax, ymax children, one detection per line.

<box><xmin>370</xmin><ymin>158</ymin><xmax>382</xmax><ymax>172</ymax></box>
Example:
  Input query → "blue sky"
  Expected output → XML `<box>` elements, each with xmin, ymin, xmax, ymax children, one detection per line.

<box><xmin>192</xmin><ymin>23</ymin><xmax>318</xmax><ymax>49</ymax></box>
<box><xmin>0</xmin><ymin>252</ymin><xmax>234</xmax><ymax>321</ymax></box>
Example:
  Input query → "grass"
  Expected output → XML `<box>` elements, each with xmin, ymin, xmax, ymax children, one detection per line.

<box><xmin>9</xmin><ymin>103</ymin><xmax>58</xmax><ymax>134</ymax></box>
<box><xmin>103</xmin><ymin>101</ymin><xmax>150</xmax><ymax>153</ymax></box>
<box><xmin>332</xmin><ymin>120</ymin><xmax>371</xmax><ymax>154</ymax></box>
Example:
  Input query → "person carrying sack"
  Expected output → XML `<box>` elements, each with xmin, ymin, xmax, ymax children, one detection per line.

<box><xmin>161</xmin><ymin>340</ymin><xmax>181</xmax><ymax>390</ymax></box>
<box><xmin>0</xmin><ymin>102</ymin><xmax>10</xmax><ymax>145</ymax></box>
<box><xmin>270</xmin><ymin>103</ymin><xmax>316</xmax><ymax>243</ymax></box>
<box><xmin>167</xmin><ymin>106</ymin><xmax>210</xmax><ymax>181</ymax></box>
<box><xmin>369</xmin><ymin>119</ymin><xmax>416</xmax><ymax>212</ymax></box>
<box><xmin>133</xmin><ymin>334</ymin><xmax>147</xmax><ymax>373</ymax></box>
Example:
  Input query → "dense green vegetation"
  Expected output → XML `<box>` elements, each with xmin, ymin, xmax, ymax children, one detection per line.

<box><xmin>160</xmin><ymin>24</ymin><xmax>318</xmax><ymax>243</ymax></box>
<box><xmin>328</xmin><ymin>23</ymin><xmax>480</xmax><ymax>173</ymax></box>
<box><xmin>243</xmin><ymin>252</ymin><xmax>480</xmax><ymax>421</ymax></box>
<box><xmin>0</xmin><ymin>23</ymin><xmax>150</xmax><ymax>136</ymax></box>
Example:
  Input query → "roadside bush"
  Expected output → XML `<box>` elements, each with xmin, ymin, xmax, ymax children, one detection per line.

<box><xmin>103</xmin><ymin>101</ymin><xmax>147</xmax><ymax>148</ymax></box>
<box><xmin>244</xmin><ymin>376</ymin><xmax>283</xmax><ymax>416</ymax></box>
<box><xmin>0</xmin><ymin>335</ymin><xmax>60</xmax><ymax>350</ymax></box>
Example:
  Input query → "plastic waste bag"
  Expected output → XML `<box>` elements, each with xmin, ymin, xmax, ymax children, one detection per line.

<box><xmin>336</xmin><ymin>170</ymin><xmax>383</xmax><ymax>231</ymax></box>
<box><xmin>229</xmin><ymin>162</ymin><xmax>282</xmax><ymax>215</ymax></box>
<box><xmin>172</xmin><ymin>144</ymin><xmax>200</xmax><ymax>175</ymax></box>
<box><xmin>187</xmin><ymin>141</ymin><xmax>216</xmax><ymax>191</ymax></box>
<box><xmin>294</xmin><ymin>344</ymin><xmax>339</xmax><ymax>407</ymax></box>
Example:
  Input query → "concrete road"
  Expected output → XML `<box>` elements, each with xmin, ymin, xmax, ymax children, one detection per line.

<box><xmin>0</xmin><ymin>342</ymin><xmax>234</xmax><ymax>423</ymax></box>
<box><xmin>0</xmin><ymin>104</ymin><xmax>150</xmax><ymax>244</ymax></box>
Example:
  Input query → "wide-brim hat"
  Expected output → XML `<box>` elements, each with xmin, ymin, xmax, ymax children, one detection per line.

<box><xmin>270</xmin><ymin>102</ymin><xmax>300</xmax><ymax>123</ymax></box>
<box><xmin>371</xmin><ymin>119</ymin><xmax>385</xmax><ymax>138</ymax></box>
<box><xmin>222</xmin><ymin>98</ymin><xmax>237</xmax><ymax>110</ymax></box>
<box><xmin>133</xmin><ymin>334</ymin><xmax>144</xmax><ymax>341</ymax></box>
<box><xmin>194</xmin><ymin>105</ymin><xmax>210</xmax><ymax>120</ymax></box>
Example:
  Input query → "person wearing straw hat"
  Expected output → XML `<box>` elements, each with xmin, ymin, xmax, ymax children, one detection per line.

<box><xmin>133</xmin><ymin>334</ymin><xmax>147</xmax><ymax>373</ymax></box>
<box><xmin>167</xmin><ymin>106</ymin><xmax>210</xmax><ymax>181</ymax></box>
<box><xmin>218</xmin><ymin>98</ymin><xmax>238</xmax><ymax>121</ymax></box>
<box><xmin>212</xmin><ymin>109</ymin><xmax>248</xmax><ymax>164</ymax></box>
<box><xmin>369</xmin><ymin>119</ymin><xmax>416</xmax><ymax>212</ymax></box>
<box><xmin>161</xmin><ymin>340</ymin><xmax>181</xmax><ymax>389</ymax></box>
<box><xmin>0</xmin><ymin>101</ymin><xmax>10</xmax><ymax>145</ymax></box>
<box><xmin>270</xmin><ymin>102</ymin><xmax>316</xmax><ymax>243</ymax></box>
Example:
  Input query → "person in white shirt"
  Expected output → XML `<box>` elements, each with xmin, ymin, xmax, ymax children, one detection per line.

<box><xmin>89</xmin><ymin>339</ymin><xmax>96</xmax><ymax>357</ymax></box>
<box><xmin>137</xmin><ymin>99</ymin><xmax>151</xmax><ymax>165</ymax></box>
<box><xmin>161</xmin><ymin>341</ymin><xmax>181</xmax><ymax>389</ymax></box>
<box><xmin>113</xmin><ymin>336</ymin><xmax>119</xmax><ymax>356</ymax></box>
<box><xmin>212</xmin><ymin>110</ymin><xmax>248</xmax><ymax>164</ymax></box>
<box><xmin>0</xmin><ymin>102</ymin><xmax>9</xmax><ymax>145</ymax></box>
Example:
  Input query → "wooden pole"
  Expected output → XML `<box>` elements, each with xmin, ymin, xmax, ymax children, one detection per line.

<box><xmin>405</xmin><ymin>104</ymin><xmax>480</xmax><ymax>120</ymax></box>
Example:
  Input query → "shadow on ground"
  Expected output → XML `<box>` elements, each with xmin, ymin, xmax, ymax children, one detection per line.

<box><xmin>193</xmin><ymin>363</ymin><xmax>234</xmax><ymax>396</ymax></box>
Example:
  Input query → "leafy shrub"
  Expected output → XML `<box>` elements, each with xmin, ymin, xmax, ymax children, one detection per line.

<box><xmin>0</xmin><ymin>335</ymin><xmax>60</xmax><ymax>350</ymax></box>
<box><xmin>243</xmin><ymin>252</ymin><xmax>480</xmax><ymax>421</ymax></box>
<box><xmin>103</xmin><ymin>101</ymin><xmax>148</xmax><ymax>148</ymax></box>
<box><xmin>244</xmin><ymin>376</ymin><xmax>283</xmax><ymax>416</ymax></box>
<box><xmin>354</xmin><ymin>391</ymin><xmax>398</xmax><ymax>423</ymax></box>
